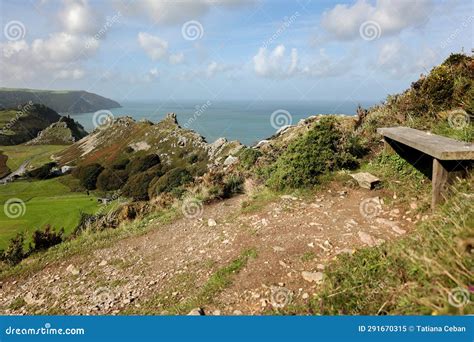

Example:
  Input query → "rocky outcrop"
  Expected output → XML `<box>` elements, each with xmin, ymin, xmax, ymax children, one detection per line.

<box><xmin>26</xmin><ymin>116</ymin><xmax>88</xmax><ymax>145</ymax></box>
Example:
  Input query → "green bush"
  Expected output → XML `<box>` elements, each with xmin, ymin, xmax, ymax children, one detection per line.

<box><xmin>266</xmin><ymin>117</ymin><xmax>359</xmax><ymax>190</ymax></box>
<box><xmin>126</xmin><ymin>154</ymin><xmax>160</xmax><ymax>174</ymax></box>
<box><xmin>1</xmin><ymin>233</ymin><xmax>26</xmax><ymax>265</ymax></box>
<box><xmin>30</xmin><ymin>225</ymin><xmax>64</xmax><ymax>252</ymax></box>
<box><xmin>148</xmin><ymin>167</ymin><xmax>192</xmax><ymax>198</ymax></box>
<box><xmin>122</xmin><ymin>172</ymin><xmax>156</xmax><ymax>200</ymax></box>
<box><xmin>72</xmin><ymin>163</ymin><xmax>104</xmax><ymax>190</ymax></box>
<box><xmin>26</xmin><ymin>162</ymin><xmax>57</xmax><ymax>180</ymax></box>
<box><xmin>112</xmin><ymin>158</ymin><xmax>130</xmax><ymax>170</ymax></box>
<box><xmin>239</xmin><ymin>148</ymin><xmax>262</xmax><ymax>169</ymax></box>
<box><xmin>96</xmin><ymin>168</ymin><xmax>128</xmax><ymax>191</ymax></box>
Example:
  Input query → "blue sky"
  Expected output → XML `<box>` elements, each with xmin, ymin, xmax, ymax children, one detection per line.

<box><xmin>0</xmin><ymin>0</ymin><xmax>472</xmax><ymax>103</ymax></box>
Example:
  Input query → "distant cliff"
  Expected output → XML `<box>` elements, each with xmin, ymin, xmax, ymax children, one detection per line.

<box><xmin>0</xmin><ymin>88</ymin><xmax>121</xmax><ymax>114</ymax></box>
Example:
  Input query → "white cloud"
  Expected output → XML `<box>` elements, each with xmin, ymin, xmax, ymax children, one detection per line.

<box><xmin>115</xmin><ymin>0</ymin><xmax>255</xmax><ymax>25</ymax></box>
<box><xmin>32</xmin><ymin>32</ymin><xmax>98</xmax><ymax>63</ymax></box>
<box><xmin>169</xmin><ymin>52</ymin><xmax>185</xmax><ymax>65</ymax></box>
<box><xmin>59</xmin><ymin>0</ymin><xmax>101</xmax><ymax>35</ymax></box>
<box><xmin>138</xmin><ymin>32</ymin><xmax>186</xmax><ymax>65</ymax></box>
<box><xmin>253</xmin><ymin>45</ymin><xmax>299</xmax><ymax>78</ymax></box>
<box><xmin>376</xmin><ymin>40</ymin><xmax>439</xmax><ymax>78</ymax></box>
<box><xmin>0</xmin><ymin>32</ymin><xmax>98</xmax><ymax>83</ymax></box>
<box><xmin>301</xmin><ymin>49</ymin><xmax>353</xmax><ymax>78</ymax></box>
<box><xmin>321</xmin><ymin>0</ymin><xmax>433</xmax><ymax>40</ymax></box>
<box><xmin>206</xmin><ymin>61</ymin><xmax>235</xmax><ymax>78</ymax></box>
<box><xmin>138</xmin><ymin>32</ymin><xmax>169</xmax><ymax>61</ymax></box>
<box><xmin>144</xmin><ymin>67</ymin><xmax>160</xmax><ymax>82</ymax></box>
<box><xmin>56</xmin><ymin>68</ymin><xmax>85</xmax><ymax>80</ymax></box>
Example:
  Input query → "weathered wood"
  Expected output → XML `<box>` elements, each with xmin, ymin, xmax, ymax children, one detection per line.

<box><xmin>350</xmin><ymin>172</ymin><xmax>380</xmax><ymax>189</ymax></box>
<box><xmin>378</xmin><ymin>126</ymin><xmax>473</xmax><ymax>208</ymax></box>
<box><xmin>432</xmin><ymin>159</ymin><xmax>449</xmax><ymax>207</ymax></box>
<box><xmin>377</xmin><ymin>127</ymin><xmax>474</xmax><ymax>160</ymax></box>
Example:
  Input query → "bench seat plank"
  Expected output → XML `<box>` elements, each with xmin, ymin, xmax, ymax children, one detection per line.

<box><xmin>377</xmin><ymin>127</ymin><xmax>474</xmax><ymax>160</ymax></box>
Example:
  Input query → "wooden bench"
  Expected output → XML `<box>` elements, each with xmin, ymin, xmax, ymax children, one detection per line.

<box><xmin>377</xmin><ymin>127</ymin><xmax>474</xmax><ymax>208</ymax></box>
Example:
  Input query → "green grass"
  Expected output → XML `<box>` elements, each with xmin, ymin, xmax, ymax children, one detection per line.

<box><xmin>0</xmin><ymin>144</ymin><xmax>66</xmax><ymax>170</ymax></box>
<box><xmin>0</xmin><ymin>205</ymin><xmax>178</xmax><ymax>278</ymax></box>
<box><xmin>0</xmin><ymin>178</ymin><xmax>100</xmax><ymax>249</ymax></box>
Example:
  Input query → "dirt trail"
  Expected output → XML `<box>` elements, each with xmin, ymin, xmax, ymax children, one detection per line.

<box><xmin>0</xmin><ymin>183</ymin><xmax>417</xmax><ymax>315</ymax></box>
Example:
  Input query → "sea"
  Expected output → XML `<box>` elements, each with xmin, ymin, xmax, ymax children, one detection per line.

<box><xmin>69</xmin><ymin>99</ymin><xmax>377</xmax><ymax>146</ymax></box>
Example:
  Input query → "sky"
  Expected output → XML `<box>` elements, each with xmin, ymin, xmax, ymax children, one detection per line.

<box><xmin>0</xmin><ymin>0</ymin><xmax>472</xmax><ymax>103</ymax></box>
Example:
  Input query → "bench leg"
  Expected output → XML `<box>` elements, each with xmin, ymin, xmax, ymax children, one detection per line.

<box><xmin>432</xmin><ymin>158</ymin><xmax>448</xmax><ymax>208</ymax></box>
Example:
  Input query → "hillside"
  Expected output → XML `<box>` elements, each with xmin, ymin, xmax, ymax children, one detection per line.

<box><xmin>0</xmin><ymin>104</ymin><xmax>61</xmax><ymax>145</ymax></box>
<box><xmin>0</xmin><ymin>88</ymin><xmax>121</xmax><ymax>114</ymax></box>
<box><xmin>26</xmin><ymin>116</ymin><xmax>88</xmax><ymax>145</ymax></box>
<box><xmin>0</xmin><ymin>54</ymin><xmax>472</xmax><ymax>316</ymax></box>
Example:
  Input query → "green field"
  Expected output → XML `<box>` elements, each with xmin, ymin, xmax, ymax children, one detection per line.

<box><xmin>0</xmin><ymin>144</ymin><xmax>66</xmax><ymax>171</ymax></box>
<box><xmin>0</xmin><ymin>178</ymin><xmax>100</xmax><ymax>249</ymax></box>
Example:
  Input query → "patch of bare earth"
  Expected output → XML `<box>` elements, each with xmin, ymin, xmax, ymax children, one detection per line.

<box><xmin>0</xmin><ymin>184</ymin><xmax>416</xmax><ymax>315</ymax></box>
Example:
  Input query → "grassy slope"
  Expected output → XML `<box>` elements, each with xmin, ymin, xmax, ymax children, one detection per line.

<box><xmin>0</xmin><ymin>178</ymin><xmax>100</xmax><ymax>249</ymax></box>
<box><xmin>0</xmin><ymin>144</ymin><xmax>66</xmax><ymax>170</ymax></box>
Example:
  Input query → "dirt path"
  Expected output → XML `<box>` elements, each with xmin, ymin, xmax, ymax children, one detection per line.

<box><xmin>0</xmin><ymin>183</ymin><xmax>417</xmax><ymax>315</ymax></box>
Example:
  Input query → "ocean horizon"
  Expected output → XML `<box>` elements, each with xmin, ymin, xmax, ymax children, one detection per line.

<box><xmin>70</xmin><ymin>99</ymin><xmax>378</xmax><ymax>145</ymax></box>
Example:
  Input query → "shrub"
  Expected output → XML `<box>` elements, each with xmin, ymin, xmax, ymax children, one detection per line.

<box><xmin>205</xmin><ymin>172</ymin><xmax>244</xmax><ymax>200</ymax></box>
<box><xmin>126</xmin><ymin>154</ymin><xmax>161</xmax><ymax>174</ymax></box>
<box><xmin>1</xmin><ymin>233</ymin><xmax>26</xmax><ymax>265</ymax></box>
<box><xmin>112</xmin><ymin>158</ymin><xmax>130</xmax><ymax>170</ymax></box>
<box><xmin>72</xmin><ymin>163</ymin><xmax>104</xmax><ymax>190</ymax></box>
<box><xmin>266</xmin><ymin>117</ymin><xmax>359</xmax><ymax>190</ymax></box>
<box><xmin>96</xmin><ymin>168</ymin><xmax>128</xmax><ymax>191</ymax></box>
<box><xmin>148</xmin><ymin>167</ymin><xmax>192</xmax><ymax>198</ymax></box>
<box><xmin>26</xmin><ymin>162</ymin><xmax>57</xmax><ymax>180</ymax></box>
<box><xmin>30</xmin><ymin>225</ymin><xmax>64</xmax><ymax>252</ymax></box>
<box><xmin>239</xmin><ymin>148</ymin><xmax>262</xmax><ymax>169</ymax></box>
<box><xmin>122</xmin><ymin>172</ymin><xmax>156</xmax><ymax>200</ymax></box>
